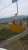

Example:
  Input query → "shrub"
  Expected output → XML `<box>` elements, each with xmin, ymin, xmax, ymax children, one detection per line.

<box><xmin>0</xmin><ymin>27</ymin><xmax>19</xmax><ymax>40</ymax></box>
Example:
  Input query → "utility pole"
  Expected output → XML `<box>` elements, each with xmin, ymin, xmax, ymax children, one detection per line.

<box><xmin>12</xmin><ymin>0</ymin><xmax>18</xmax><ymax>16</ymax></box>
<box><xmin>16</xmin><ymin>0</ymin><xmax>18</xmax><ymax>16</ymax></box>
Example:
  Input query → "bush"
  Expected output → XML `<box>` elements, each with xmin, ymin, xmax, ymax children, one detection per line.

<box><xmin>0</xmin><ymin>28</ymin><xmax>19</xmax><ymax>40</ymax></box>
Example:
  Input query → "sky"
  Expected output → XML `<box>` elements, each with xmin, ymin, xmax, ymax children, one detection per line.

<box><xmin>0</xmin><ymin>0</ymin><xmax>28</xmax><ymax>18</ymax></box>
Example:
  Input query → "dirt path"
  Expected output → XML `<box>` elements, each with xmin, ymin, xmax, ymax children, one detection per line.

<box><xmin>0</xmin><ymin>40</ymin><xmax>8</xmax><ymax>49</ymax></box>
<box><xmin>0</xmin><ymin>28</ymin><xmax>28</xmax><ymax>50</ymax></box>
<box><xmin>0</xmin><ymin>37</ymin><xmax>28</xmax><ymax>50</ymax></box>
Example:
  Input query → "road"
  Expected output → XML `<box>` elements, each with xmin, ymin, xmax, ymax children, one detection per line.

<box><xmin>8</xmin><ymin>28</ymin><xmax>28</xmax><ymax>50</ymax></box>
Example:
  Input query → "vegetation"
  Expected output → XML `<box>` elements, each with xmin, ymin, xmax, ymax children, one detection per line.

<box><xmin>0</xmin><ymin>24</ymin><xmax>19</xmax><ymax>40</ymax></box>
<box><xmin>0</xmin><ymin>18</ymin><xmax>28</xmax><ymax>41</ymax></box>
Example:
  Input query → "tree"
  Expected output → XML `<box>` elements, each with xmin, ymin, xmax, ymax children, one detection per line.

<box><xmin>26</xmin><ymin>17</ymin><xmax>28</xmax><ymax>27</ymax></box>
<box><xmin>23</xmin><ymin>17</ymin><xmax>25</xmax><ymax>21</ymax></box>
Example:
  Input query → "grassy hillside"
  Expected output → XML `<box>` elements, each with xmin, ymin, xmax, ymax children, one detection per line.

<box><xmin>0</xmin><ymin>24</ymin><xmax>19</xmax><ymax>40</ymax></box>
<box><xmin>0</xmin><ymin>23</ymin><xmax>28</xmax><ymax>40</ymax></box>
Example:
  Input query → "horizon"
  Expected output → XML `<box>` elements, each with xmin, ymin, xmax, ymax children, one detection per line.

<box><xmin>0</xmin><ymin>15</ymin><xmax>28</xmax><ymax>19</ymax></box>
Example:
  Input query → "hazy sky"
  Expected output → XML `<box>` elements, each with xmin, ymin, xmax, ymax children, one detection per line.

<box><xmin>0</xmin><ymin>0</ymin><xmax>28</xmax><ymax>18</ymax></box>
